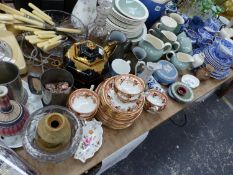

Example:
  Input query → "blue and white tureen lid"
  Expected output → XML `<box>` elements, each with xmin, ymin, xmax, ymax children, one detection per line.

<box><xmin>153</xmin><ymin>60</ymin><xmax>178</xmax><ymax>83</ymax></box>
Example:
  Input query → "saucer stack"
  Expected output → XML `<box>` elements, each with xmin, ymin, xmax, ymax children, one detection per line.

<box><xmin>168</xmin><ymin>82</ymin><xmax>194</xmax><ymax>104</ymax></box>
<box><xmin>204</xmin><ymin>39</ymin><xmax>233</xmax><ymax>80</ymax></box>
<box><xmin>95</xmin><ymin>74</ymin><xmax>145</xmax><ymax>129</ymax></box>
<box><xmin>106</xmin><ymin>0</ymin><xmax>148</xmax><ymax>42</ymax></box>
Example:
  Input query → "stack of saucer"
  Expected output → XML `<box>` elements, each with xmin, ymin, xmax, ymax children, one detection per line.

<box><xmin>95</xmin><ymin>74</ymin><xmax>145</xmax><ymax>129</ymax></box>
<box><xmin>168</xmin><ymin>82</ymin><xmax>194</xmax><ymax>104</ymax></box>
<box><xmin>106</xmin><ymin>0</ymin><xmax>148</xmax><ymax>42</ymax></box>
<box><xmin>204</xmin><ymin>39</ymin><xmax>233</xmax><ymax>80</ymax></box>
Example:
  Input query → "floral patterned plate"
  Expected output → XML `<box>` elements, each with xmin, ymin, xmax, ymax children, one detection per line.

<box><xmin>74</xmin><ymin>119</ymin><xmax>103</xmax><ymax>163</ymax></box>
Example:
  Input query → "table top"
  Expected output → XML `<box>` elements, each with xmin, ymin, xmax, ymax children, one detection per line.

<box><xmin>17</xmin><ymin>68</ymin><xmax>233</xmax><ymax>175</ymax></box>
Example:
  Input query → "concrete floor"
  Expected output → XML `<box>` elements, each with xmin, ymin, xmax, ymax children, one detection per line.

<box><xmin>103</xmin><ymin>91</ymin><xmax>233</xmax><ymax>175</ymax></box>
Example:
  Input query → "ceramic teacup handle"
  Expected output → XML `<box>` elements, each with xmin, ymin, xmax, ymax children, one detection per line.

<box><xmin>166</xmin><ymin>51</ymin><xmax>175</xmax><ymax>61</ymax></box>
<box><xmin>172</xmin><ymin>41</ymin><xmax>180</xmax><ymax>52</ymax></box>
<box><xmin>90</xmin><ymin>85</ymin><xmax>95</xmax><ymax>91</ymax></box>
<box><xmin>135</xmin><ymin>61</ymin><xmax>146</xmax><ymax>76</ymax></box>
<box><xmin>149</xmin><ymin>29</ymin><xmax>155</xmax><ymax>35</ymax></box>
<box><xmin>163</xmin><ymin>42</ymin><xmax>172</xmax><ymax>53</ymax></box>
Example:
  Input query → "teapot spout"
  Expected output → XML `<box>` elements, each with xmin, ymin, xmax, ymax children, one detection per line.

<box><xmin>103</xmin><ymin>41</ymin><xmax>118</xmax><ymax>58</ymax></box>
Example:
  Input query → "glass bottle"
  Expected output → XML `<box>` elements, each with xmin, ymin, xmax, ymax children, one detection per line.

<box><xmin>88</xmin><ymin>0</ymin><xmax>112</xmax><ymax>46</ymax></box>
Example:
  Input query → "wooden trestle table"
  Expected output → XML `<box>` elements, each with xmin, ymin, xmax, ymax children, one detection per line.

<box><xmin>16</xmin><ymin>66</ymin><xmax>233</xmax><ymax>175</ymax></box>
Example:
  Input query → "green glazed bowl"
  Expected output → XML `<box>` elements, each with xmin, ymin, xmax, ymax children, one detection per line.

<box><xmin>115</xmin><ymin>0</ymin><xmax>149</xmax><ymax>21</ymax></box>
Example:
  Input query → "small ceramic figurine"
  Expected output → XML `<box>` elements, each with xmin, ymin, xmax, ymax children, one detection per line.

<box><xmin>0</xmin><ymin>86</ymin><xmax>29</xmax><ymax>136</ymax></box>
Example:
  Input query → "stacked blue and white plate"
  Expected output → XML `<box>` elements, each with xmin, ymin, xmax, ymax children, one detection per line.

<box><xmin>107</xmin><ymin>0</ymin><xmax>148</xmax><ymax>43</ymax></box>
<box><xmin>204</xmin><ymin>38</ymin><xmax>233</xmax><ymax>80</ymax></box>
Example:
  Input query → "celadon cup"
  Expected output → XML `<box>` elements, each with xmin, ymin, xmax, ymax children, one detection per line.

<box><xmin>161</xmin><ymin>30</ymin><xmax>180</xmax><ymax>52</ymax></box>
<box><xmin>169</xmin><ymin>13</ymin><xmax>185</xmax><ymax>34</ymax></box>
<box><xmin>138</xmin><ymin>34</ymin><xmax>172</xmax><ymax>62</ymax></box>
<box><xmin>155</xmin><ymin>16</ymin><xmax>177</xmax><ymax>32</ymax></box>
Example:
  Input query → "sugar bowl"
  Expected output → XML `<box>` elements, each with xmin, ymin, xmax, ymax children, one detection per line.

<box><xmin>68</xmin><ymin>88</ymin><xmax>100</xmax><ymax>120</ymax></box>
<box><xmin>114</xmin><ymin>74</ymin><xmax>145</xmax><ymax>102</ymax></box>
<box><xmin>144</xmin><ymin>89</ymin><xmax>168</xmax><ymax>114</ymax></box>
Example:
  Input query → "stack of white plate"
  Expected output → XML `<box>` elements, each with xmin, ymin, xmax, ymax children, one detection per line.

<box><xmin>106</xmin><ymin>0</ymin><xmax>148</xmax><ymax>43</ymax></box>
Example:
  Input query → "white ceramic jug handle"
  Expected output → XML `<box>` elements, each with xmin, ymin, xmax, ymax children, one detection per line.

<box><xmin>163</xmin><ymin>43</ymin><xmax>172</xmax><ymax>53</ymax></box>
<box><xmin>172</xmin><ymin>41</ymin><xmax>180</xmax><ymax>52</ymax></box>
<box><xmin>135</xmin><ymin>61</ymin><xmax>146</xmax><ymax>76</ymax></box>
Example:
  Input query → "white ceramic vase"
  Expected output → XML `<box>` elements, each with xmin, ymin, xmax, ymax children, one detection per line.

<box><xmin>72</xmin><ymin>0</ymin><xmax>98</xmax><ymax>26</ymax></box>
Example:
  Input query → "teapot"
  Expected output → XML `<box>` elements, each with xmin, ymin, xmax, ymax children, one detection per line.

<box><xmin>64</xmin><ymin>39</ymin><xmax>118</xmax><ymax>88</ymax></box>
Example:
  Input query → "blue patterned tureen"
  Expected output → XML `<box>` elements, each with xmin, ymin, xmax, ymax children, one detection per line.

<box><xmin>153</xmin><ymin>60</ymin><xmax>178</xmax><ymax>85</ymax></box>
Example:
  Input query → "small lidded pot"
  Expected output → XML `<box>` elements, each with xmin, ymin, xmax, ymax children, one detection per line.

<box><xmin>144</xmin><ymin>89</ymin><xmax>168</xmax><ymax>114</ymax></box>
<box><xmin>68</xmin><ymin>88</ymin><xmax>100</xmax><ymax>120</ymax></box>
<box><xmin>114</xmin><ymin>74</ymin><xmax>145</xmax><ymax>103</ymax></box>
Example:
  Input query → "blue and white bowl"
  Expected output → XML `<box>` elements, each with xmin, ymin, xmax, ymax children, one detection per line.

<box><xmin>204</xmin><ymin>17</ymin><xmax>224</xmax><ymax>34</ymax></box>
<box><xmin>216</xmin><ymin>39</ymin><xmax>233</xmax><ymax>61</ymax></box>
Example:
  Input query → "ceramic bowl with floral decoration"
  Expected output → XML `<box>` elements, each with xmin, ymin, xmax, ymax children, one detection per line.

<box><xmin>68</xmin><ymin>89</ymin><xmax>100</xmax><ymax>120</ymax></box>
<box><xmin>103</xmin><ymin>77</ymin><xmax>145</xmax><ymax>114</ymax></box>
<box><xmin>114</xmin><ymin>74</ymin><xmax>145</xmax><ymax>102</ymax></box>
<box><xmin>144</xmin><ymin>89</ymin><xmax>168</xmax><ymax>114</ymax></box>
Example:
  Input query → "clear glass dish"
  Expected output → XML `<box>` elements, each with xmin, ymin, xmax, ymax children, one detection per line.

<box><xmin>22</xmin><ymin>105</ymin><xmax>83</xmax><ymax>162</ymax></box>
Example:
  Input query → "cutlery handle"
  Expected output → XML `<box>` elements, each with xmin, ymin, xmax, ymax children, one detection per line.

<box><xmin>55</xmin><ymin>27</ymin><xmax>82</xmax><ymax>34</ymax></box>
<box><xmin>13</xmin><ymin>15</ymin><xmax>44</xmax><ymax>28</ymax></box>
<box><xmin>14</xmin><ymin>25</ymin><xmax>42</xmax><ymax>32</ymax></box>
<box><xmin>48</xmin><ymin>35</ymin><xmax>62</xmax><ymax>43</ymax></box>
<box><xmin>0</xmin><ymin>14</ymin><xmax>14</xmax><ymax>21</ymax></box>
<box><xmin>37</xmin><ymin>33</ymin><xmax>57</xmax><ymax>39</ymax></box>
<box><xmin>20</xmin><ymin>8</ymin><xmax>44</xmax><ymax>22</ymax></box>
<box><xmin>32</xmin><ymin>10</ymin><xmax>55</xmax><ymax>26</ymax></box>
<box><xmin>0</xmin><ymin>3</ymin><xmax>24</xmax><ymax>16</ymax></box>
<box><xmin>43</xmin><ymin>40</ymin><xmax>61</xmax><ymax>52</ymax></box>
<box><xmin>28</xmin><ymin>3</ymin><xmax>52</xmax><ymax>20</ymax></box>
<box><xmin>34</xmin><ymin>31</ymin><xmax>56</xmax><ymax>35</ymax></box>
